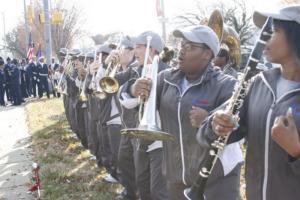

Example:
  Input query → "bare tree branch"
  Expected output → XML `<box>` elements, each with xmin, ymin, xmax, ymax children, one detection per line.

<box><xmin>3</xmin><ymin>0</ymin><xmax>84</xmax><ymax>58</ymax></box>
<box><xmin>173</xmin><ymin>0</ymin><xmax>256</xmax><ymax>46</ymax></box>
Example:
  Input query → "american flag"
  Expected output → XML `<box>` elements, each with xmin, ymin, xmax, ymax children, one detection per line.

<box><xmin>27</xmin><ymin>32</ymin><xmax>34</xmax><ymax>62</ymax></box>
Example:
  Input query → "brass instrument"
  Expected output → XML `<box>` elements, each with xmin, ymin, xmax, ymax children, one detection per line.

<box><xmin>91</xmin><ymin>52</ymin><xmax>107</xmax><ymax>99</ymax></box>
<box><xmin>55</xmin><ymin>52</ymin><xmax>71</xmax><ymax>94</ymax></box>
<box><xmin>99</xmin><ymin>38</ymin><xmax>124</xmax><ymax>94</ymax></box>
<box><xmin>121</xmin><ymin>36</ymin><xmax>174</xmax><ymax>141</ymax></box>
<box><xmin>208</xmin><ymin>10</ymin><xmax>241</xmax><ymax>68</ymax></box>
<box><xmin>78</xmin><ymin>54</ymin><xmax>89</xmax><ymax>102</ymax></box>
<box><xmin>99</xmin><ymin>62</ymin><xmax>120</xmax><ymax>94</ymax></box>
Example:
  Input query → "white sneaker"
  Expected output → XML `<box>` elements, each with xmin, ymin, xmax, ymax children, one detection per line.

<box><xmin>89</xmin><ymin>155</ymin><xmax>97</xmax><ymax>161</ymax></box>
<box><xmin>104</xmin><ymin>174</ymin><xmax>118</xmax><ymax>183</ymax></box>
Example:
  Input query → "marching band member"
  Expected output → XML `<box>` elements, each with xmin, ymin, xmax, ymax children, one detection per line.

<box><xmin>65</xmin><ymin>49</ymin><xmax>81</xmax><ymax>138</ymax></box>
<box><xmin>117</xmin><ymin>31</ymin><xmax>169</xmax><ymax>200</ymax></box>
<box><xmin>74</xmin><ymin>52</ymin><xmax>89</xmax><ymax>149</ymax></box>
<box><xmin>50</xmin><ymin>57</ymin><xmax>61</xmax><ymax>98</ymax></box>
<box><xmin>130</xmin><ymin>26</ymin><xmax>242</xmax><ymax>200</ymax></box>
<box><xmin>106</xmin><ymin>36</ymin><xmax>140</xmax><ymax>199</ymax></box>
<box><xmin>92</xmin><ymin>43</ymin><xmax>117</xmax><ymax>178</ymax></box>
<box><xmin>102</xmin><ymin>37</ymin><xmax>137</xmax><ymax>184</ymax></box>
<box><xmin>213</xmin><ymin>48</ymin><xmax>238</xmax><ymax>78</ymax></box>
<box><xmin>200</xmin><ymin>5</ymin><xmax>300</xmax><ymax>200</ymax></box>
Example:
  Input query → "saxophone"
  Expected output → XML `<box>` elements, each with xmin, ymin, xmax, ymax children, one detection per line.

<box><xmin>184</xmin><ymin>17</ymin><xmax>273</xmax><ymax>200</ymax></box>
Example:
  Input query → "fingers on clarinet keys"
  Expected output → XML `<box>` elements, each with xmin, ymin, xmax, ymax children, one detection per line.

<box><xmin>212</xmin><ymin>113</ymin><xmax>239</xmax><ymax>136</ymax></box>
<box><xmin>213</xmin><ymin>123</ymin><xmax>239</xmax><ymax>136</ymax></box>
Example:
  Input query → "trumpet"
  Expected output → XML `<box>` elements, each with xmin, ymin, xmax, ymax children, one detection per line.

<box><xmin>99</xmin><ymin>38</ymin><xmax>124</xmax><ymax>94</ymax></box>
<box><xmin>91</xmin><ymin>52</ymin><xmax>107</xmax><ymax>99</ymax></box>
<box><xmin>78</xmin><ymin>54</ymin><xmax>89</xmax><ymax>102</ymax></box>
<box><xmin>99</xmin><ymin>61</ymin><xmax>120</xmax><ymax>94</ymax></box>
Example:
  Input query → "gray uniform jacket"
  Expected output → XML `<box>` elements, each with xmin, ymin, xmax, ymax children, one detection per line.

<box><xmin>117</xmin><ymin>64</ymin><xmax>141</xmax><ymax>128</ymax></box>
<box><xmin>156</xmin><ymin>64</ymin><xmax>236</xmax><ymax>185</ymax></box>
<box><xmin>198</xmin><ymin>67</ymin><xmax>300</xmax><ymax>200</ymax></box>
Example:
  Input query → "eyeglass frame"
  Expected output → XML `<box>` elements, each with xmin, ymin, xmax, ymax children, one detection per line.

<box><xmin>179</xmin><ymin>41</ymin><xmax>209</xmax><ymax>52</ymax></box>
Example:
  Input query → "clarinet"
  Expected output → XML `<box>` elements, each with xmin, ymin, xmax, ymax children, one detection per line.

<box><xmin>184</xmin><ymin>17</ymin><xmax>273</xmax><ymax>200</ymax></box>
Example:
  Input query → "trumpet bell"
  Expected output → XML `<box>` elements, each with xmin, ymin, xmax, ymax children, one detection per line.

<box><xmin>79</xmin><ymin>94</ymin><xmax>88</xmax><ymax>102</ymax></box>
<box><xmin>99</xmin><ymin>77</ymin><xmax>119</xmax><ymax>94</ymax></box>
<box><xmin>121</xmin><ymin>125</ymin><xmax>174</xmax><ymax>141</ymax></box>
<box><xmin>94</xmin><ymin>91</ymin><xmax>107</xmax><ymax>100</ymax></box>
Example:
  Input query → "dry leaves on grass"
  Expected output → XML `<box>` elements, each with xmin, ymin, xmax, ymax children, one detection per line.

<box><xmin>25</xmin><ymin>98</ymin><xmax>122</xmax><ymax>200</ymax></box>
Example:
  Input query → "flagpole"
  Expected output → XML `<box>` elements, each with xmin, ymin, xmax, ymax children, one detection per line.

<box><xmin>160</xmin><ymin>0</ymin><xmax>166</xmax><ymax>42</ymax></box>
<box><xmin>23</xmin><ymin>0</ymin><xmax>29</xmax><ymax>51</ymax></box>
<box><xmin>43</xmin><ymin>0</ymin><xmax>52</xmax><ymax>66</ymax></box>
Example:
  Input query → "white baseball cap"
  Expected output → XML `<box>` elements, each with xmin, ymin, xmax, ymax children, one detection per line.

<box><xmin>253</xmin><ymin>5</ymin><xmax>300</xmax><ymax>28</ymax></box>
<box><xmin>173</xmin><ymin>25</ymin><xmax>220</xmax><ymax>57</ymax></box>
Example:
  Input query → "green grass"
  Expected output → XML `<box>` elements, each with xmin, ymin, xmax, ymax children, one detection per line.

<box><xmin>25</xmin><ymin>97</ymin><xmax>246</xmax><ymax>199</ymax></box>
<box><xmin>25</xmin><ymin>98</ymin><xmax>121</xmax><ymax>200</ymax></box>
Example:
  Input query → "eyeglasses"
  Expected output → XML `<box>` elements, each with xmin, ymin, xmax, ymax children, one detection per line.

<box><xmin>180</xmin><ymin>42</ymin><xmax>206</xmax><ymax>52</ymax></box>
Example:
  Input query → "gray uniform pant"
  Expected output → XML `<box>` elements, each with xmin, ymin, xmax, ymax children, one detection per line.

<box><xmin>87</xmin><ymin>116</ymin><xmax>99</xmax><ymax>157</ymax></box>
<box><xmin>136</xmin><ymin>148</ymin><xmax>169</xmax><ymax>200</ymax></box>
<box><xmin>75</xmin><ymin>102</ymin><xmax>88</xmax><ymax>149</ymax></box>
<box><xmin>68</xmin><ymin>97</ymin><xmax>78</xmax><ymax>135</ymax></box>
<box><xmin>96</xmin><ymin>122</ymin><xmax>112</xmax><ymax>171</ymax></box>
<box><xmin>86</xmin><ymin>98</ymin><xmax>99</xmax><ymax>156</ymax></box>
<box><xmin>118</xmin><ymin>135</ymin><xmax>138</xmax><ymax>199</ymax></box>
<box><xmin>107</xmin><ymin>124</ymin><xmax>121</xmax><ymax>179</ymax></box>
<box><xmin>167</xmin><ymin>160</ymin><xmax>242</xmax><ymax>200</ymax></box>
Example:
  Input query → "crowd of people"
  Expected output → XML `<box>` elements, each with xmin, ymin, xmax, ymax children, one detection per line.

<box><xmin>0</xmin><ymin>56</ymin><xmax>61</xmax><ymax>106</ymax></box>
<box><xmin>3</xmin><ymin>4</ymin><xmax>299</xmax><ymax>200</ymax></box>
<box><xmin>59</xmin><ymin>5</ymin><xmax>300</xmax><ymax>200</ymax></box>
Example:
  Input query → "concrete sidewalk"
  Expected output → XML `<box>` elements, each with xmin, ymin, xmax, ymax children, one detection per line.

<box><xmin>0</xmin><ymin>105</ymin><xmax>34</xmax><ymax>200</ymax></box>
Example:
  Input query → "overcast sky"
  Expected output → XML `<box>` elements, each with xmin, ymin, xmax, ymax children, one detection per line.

<box><xmin>0</xmin><ymin>0</ymin><xmax>284</xmax><ymax>49</ymax></box>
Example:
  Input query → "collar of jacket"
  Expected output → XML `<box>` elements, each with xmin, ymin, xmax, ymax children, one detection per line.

<box><xmin>164</xmin><ymin>63</ymin><xmax>216</xmax><ymax>87</ymax></box>
<box><xmin>261</xmin><ymin>67</ymin><xmax>283</xmax><ymax>91</ymax></box>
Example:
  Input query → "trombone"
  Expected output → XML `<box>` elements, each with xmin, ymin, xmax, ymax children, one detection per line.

<box><xmin>121</xmin><ymin>36</ymin><xmax>174</xmax><ymax>141</ymax></box>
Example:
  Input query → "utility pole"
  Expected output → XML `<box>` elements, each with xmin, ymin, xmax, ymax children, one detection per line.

<box><xmin>1</xmin><ymin>12</ymin><xmax>5</xmax><ymax>39</ymax></box>
<box><xmin>160</xmin><ymin>0</ymin><xmax>166</xmax><ymax>42</ymax></box>
<box><xmin>43</xmin><ymin>0</ymin><xmax>52</xmax><ymax>66</ymax></box>
<box><xmin>23</xmin><ymin>0</ymin><xmax>29</xmax><ymax>51</ymax></box>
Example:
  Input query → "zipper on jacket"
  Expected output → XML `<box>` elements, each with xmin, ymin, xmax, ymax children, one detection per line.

<box><xmin>164</xmin><ymin>78</ymin><xmax>204</xmax><ymax>185</ymax></box>
<box><xmin>260</xmin><ymin>74</ymin><xmax>276</xmax><ymax>200</ymax></box>
<box><xmin>262</xmin><ymin>102</ymin><xmax>274</xmax><ymax>200</ymax></box>
<box><xmin>260</xmin><ymin>74</ymin><xmax>300</xmax><ymax>200</ymax></box>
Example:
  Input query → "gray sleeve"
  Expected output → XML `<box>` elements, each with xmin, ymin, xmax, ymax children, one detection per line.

<box><xmin>289</xmin><ymin>157</ymin><xmax>300</xmax><ymax>176</ymax></box>
<box><xmin>197</xmin><ymin>104</ymin><xmax>248</xmax><ymax>148</ymax></box>
<box><xmin>156</xmin><ymin>70</ymin><xmax>166</xmax><ymax>110</ymax></box>
<box><xmin>196</xmin><ymin>74</ymin><xmax>253</xmax><ymax>148</ymax></box>
<box><xmin>196</xmin><ymin>114</ymin><xmax>220</xmax><ymax>148</ymax></box>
